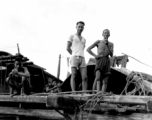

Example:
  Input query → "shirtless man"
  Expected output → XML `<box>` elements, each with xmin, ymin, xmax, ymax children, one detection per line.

<box><xmin>6</xmin><ymin>57</ymin><xmax>32</xmax><ymax>96</ymax></box>
<box><xmin>87</xmin><ymin>29</ymin><xmax>114</xmax><ymax>93</ymax></box>
<box><xmin>66</xmin><ymin>21</ymin><xmax>87</xmax><ymax>91</ymax></box>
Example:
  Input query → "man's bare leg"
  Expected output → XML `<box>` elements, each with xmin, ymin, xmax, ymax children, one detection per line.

<box><xmin>92</xmin><ymin>79</ymin><xmax>97</xmax><ymax>92</ymax></box>
<box><xmin>80</xmin><ymin>67</ymin><xmax>88</xmax><ymax>91</ymax></box>
<box><xmin>101</xmin><ymin>77</ymin><xmax>109</xmax><ymax>93</ymax></box>
<box><xmin>93</xmin><ymin>70</ymin><xmax>101</xmax><ymax>93</ymax></box>
<box><xmin>21</xmin><ymin>77</ymin><xmax>26</xmax><ymax>96</ymax></box>
<box><xmin>6</xmin><ymin>78</ymin><xmax>21</xmax><ymax>96</ymax></box>
<box><xmin>97</xmin><ymin>81</ymin><xmax>101</xmax><ymax>93</ymax></box>
<box><xmin>71</xmin><ymin>67</ymin><xmax>77</xmax><ymax>91</ymax></box>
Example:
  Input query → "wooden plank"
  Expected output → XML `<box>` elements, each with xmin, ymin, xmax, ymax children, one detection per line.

<box><xmin>76</xmin><ymin>111</ymin><xmax>152</xmax><ymax>120</ymax></box>
<box><xmin>0</xmin><ymin>95</ymin><xmax>47</xmax><ymax>103</ymax></box>
<box><xmin>46</xmin><ymin>94</ymin><xmax>78</xmax><ymax>109</ymax></box>
<box><xmin>46</xmin><ymin>94</ymin><xmax>152</xmax><ymax>109</ymax></box>
<box><xmin>0</xmin><ymin>106</ymin><xmax>64</xmax><ymax>120</ymax></box>
<box><xmin>82</xmin><ymin>103</ymin><xmax>146</xmax><ymax>113</ymax></box>
<box><xmin>0</xmin><ymin>94</ymin><xmax>151</xmax><ymax>112</ymax></box>
<box><xmin>31</xmin><ymin>92</ymin><xmax>55</xmax><ymax>96</ymax></box>
<box><xmin>0</xmin><ymin>106</ymin><xmax>151</xmax><ymax>120</ymax></box>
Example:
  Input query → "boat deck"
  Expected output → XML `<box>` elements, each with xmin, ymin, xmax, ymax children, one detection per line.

<box><xmin>0</xmin><ymin>93</ymin><xmax>152</xmax><ymax>120</ymax></box>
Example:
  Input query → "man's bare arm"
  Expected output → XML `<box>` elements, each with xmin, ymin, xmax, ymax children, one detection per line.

<box><xmin>87</xmin><ymin>40</ymin><xmax>100</xmax><ymax>58</ymax></box>
<box><xmin>66</xmin><ymin>41</ymin><xmax>72</xmax><ymax>55</ymax></box>
<box><xmin>111</xmin><ymin>43</ymin><xmax>114</xmax><ymax>57</ymax></box>
<box><xmin>107</xmin><ymin>43</ymin><xmax>114</xmax><ymax>57</ymax></box>
<box><xmin>18</xmin><ymin>67</ymin><xmax>30</xmax><ymax>77</ymax></box>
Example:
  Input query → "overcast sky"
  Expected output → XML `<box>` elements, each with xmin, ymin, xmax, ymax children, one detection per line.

<box><xmin>0</xmin><ymin>0</ymin><xmax>152</xmax><ymax>80</ymax></box>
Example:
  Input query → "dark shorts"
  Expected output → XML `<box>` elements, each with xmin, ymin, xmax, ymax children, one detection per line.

<box><xmin>7</xmin><ymin>76</ymin><xmax>31</xmax><ymax>95</ymax></box>
<box><xmin>95</xmin><ymin>56</ymin><xmax>111</xmax><ymax>78</ymax></box>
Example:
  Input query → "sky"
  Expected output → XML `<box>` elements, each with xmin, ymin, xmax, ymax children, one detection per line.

<box><xmin>0</xmin><ymin>0</ymin><xmax>152</xmax><ymax>81</ymax></box>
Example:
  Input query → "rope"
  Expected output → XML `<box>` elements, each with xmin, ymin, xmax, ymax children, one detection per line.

<box><xmin>120</xmin><ymin>71</ymin><xmax>150</xmax><ymax>96</ymax></box>
<box><xmin>86</xmin><ymin>94</ymin><xmax>104</xmax><ymax>119</ymax></box>
<box><xmin>122</xmin><ymin>53</ymin><xmax>152</xmax><ymax>68</ymax></box>
<box><xmin>75</xmin><ymin>92</ymin><xmax>113</xmax><ymax>120</ymax></box>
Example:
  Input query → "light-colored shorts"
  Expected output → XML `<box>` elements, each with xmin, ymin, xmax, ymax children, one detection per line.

<box><xmin>70</xmin><ymin>56</ymin><xmax>86</xmax><ymax>68</ymax></box>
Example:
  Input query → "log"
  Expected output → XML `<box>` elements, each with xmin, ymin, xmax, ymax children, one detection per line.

<box><xmin>0</xmin><ymin>106</ymin><xmax>64</xmax><ymax>120</ymax></box>
<box><xmin>47</xmin><ymin>94</ymin><xmax>152</xmax><ymax>105</ymax></box>
<box><xmin>76</xmin><ymin>111</ymin><xmax>152</xmax><ymax>120</ymax></box>
<box><xmin>0</xmin><ymin>106</ymin><xmax>151</xmax><ymax>120</ymax></box>
<box><xmin>81</xmin><ymin>102</ymin><xmax>145</xmax><ymax>113</ymax></box>
<box><xmin>46</xmin><ymin>94</ymin><xmax>152</xmax><ymax>112</ymax></box>
<box><xmin>0</xmin><ymin>95</ymin><xmax>47</xmax><ymax>103</ymax></box>
<box><xmin>0</xmin><ymin>94</ymin><xmax>151</xmax><ymax>120</ymax></box>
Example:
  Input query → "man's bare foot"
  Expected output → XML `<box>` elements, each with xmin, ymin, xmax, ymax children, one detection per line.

<box><xmin>11</xmin><ymin>91</ymin><xmax>20</xmax><ymax>97</ymax></box>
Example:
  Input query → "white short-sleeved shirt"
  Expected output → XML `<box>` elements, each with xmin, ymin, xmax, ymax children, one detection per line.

<box><xmin>68</xmin><ymin>34</ymin><xmax>86</xmax><ymax>57</ymax></box>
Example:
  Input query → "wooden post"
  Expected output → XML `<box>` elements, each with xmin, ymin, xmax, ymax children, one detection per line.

<box><xmin>57</xmin><ymin>54</ymin><xmax>61</xmax><ymax>79</ymax></box>
<box><xmin>0</xmin><ymin>57</ymin><xmax>2</xmax><ymax>94</ymax></box>
<box><xmin>17</xmin><ymin>43</ymin><xmax>20</xmax><ymax>55</ymax></box>
<box><xmin>67</xmin><ymin>57</ymin><xmax>70</xmax><ymax>78</ymax></box>
<box><xmin>121</xmin><ymin>55</ymin><xmax>128</xmax><ymax>68</ymax></box>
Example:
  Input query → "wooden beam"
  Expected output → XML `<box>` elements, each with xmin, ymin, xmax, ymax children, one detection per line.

<box><xmin>0</xmin><ymin>95</ymin><xmax>47</xmax><ymax>103</ymax></box>
<box><xmin>81</xmin><ymin>103</ymin><xmax>146</xmax><ymax>113</ymax></box>
<box><xmin>0</xmin><ymin>106</ymin><xmax>64</xmax><ymax>120</ymax></box>
<box><xmin>57</xmin><ymin>54</ymin><xmax>61</xmax><ymax>79</ymax></box>
<box><xmin>0</xmin><ymin>94</ymin><xmax>152</xmax><ymax>112</ymax></box>
<box><xmin>76</xmin><ymin>111</ymin><xmax>152</xmax><ymax>120</ymax></box>
<box><xmin>0</xmin><ymin>106</ymin><xmax>151</xmax><ymax>120</ymax></box>
<box><xmin>46</xmin><ymin>94</ymin><xmax>152</xmax><ymax>110</ymax></box>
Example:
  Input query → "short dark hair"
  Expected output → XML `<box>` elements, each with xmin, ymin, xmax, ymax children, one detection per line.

<box><xmin>76</xmin><ymin>21</ymin><xmax>85</xmax><ymax>26</ymax></box>
<box><xmin>103</xmin><ymin>29</ymin><xmax>110</xmax><ymax>34</ymax></box>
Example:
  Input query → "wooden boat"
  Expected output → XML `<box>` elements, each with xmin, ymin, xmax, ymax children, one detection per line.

<box><xmin>0</xmin><ymin>49</ymin><xmax>152</xmax><ymax>120</ymax></box>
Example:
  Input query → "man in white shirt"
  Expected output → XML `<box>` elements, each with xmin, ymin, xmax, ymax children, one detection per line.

<box><xmin>66</xmin><ymin>21</ymin><xmax>88</xmax><ymax>91</ymax></box>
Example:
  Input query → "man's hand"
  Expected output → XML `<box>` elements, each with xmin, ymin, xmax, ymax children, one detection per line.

<box><xmin>95</xmin><ymin>55</ymin><xmax>102</xmax><ymax>59</ymax></box>
<box><xmin>106</xmin><ymin>42</ymin><xmax>113</xmax><ymax>57</ymax></box>
<box><xmin>87</xmin><ymin>40</ymin><xmax>101</xmax><ymax>59</ymax></box>
<box><xmin>66</xmin><ymin>41</ymin><xmax>72</xmax><ymax>55</ymax></box>
<box><xmin>105</xmin><ymin>42</ymin><xmax>108</xmax><ymax>45</ymax></box>
<box><xmin>11</xmin><ymin>69</ymin><xmax>18</xmax><ymax>75</ymax></box>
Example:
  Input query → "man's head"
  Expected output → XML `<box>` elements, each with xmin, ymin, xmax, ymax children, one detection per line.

<box><xmin>76</xmin><ymin>21</ymin><xmax>85</xmax><ymax>34</ymax></box>
<box><xmin>102</xmin><ymin>29</ymin><xmax>110</xmax><ymax>39</ymax></box>
<box><xmin>14</xmin><ymin>57</ymin><xmax>23</xmax><ymax>68</ymax></box>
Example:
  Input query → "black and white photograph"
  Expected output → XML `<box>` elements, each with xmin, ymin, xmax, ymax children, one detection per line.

<box><xmin>0</xmin><ymin>0</ymin><xmax>152</xmax><ymax>120</ymax></box>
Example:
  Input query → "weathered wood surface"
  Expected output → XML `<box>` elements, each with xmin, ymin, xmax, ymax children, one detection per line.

<box><xmin>0</xmin><ymin>93</ymin><xmax>151</xmax><ymax>109</ymax></box>
<box><xmin>47</xmin><ymin>94</ymin><xmax>152</xmax><ymax>112</ymax></box>
<box><xmin>47</xmin><ymin>94</ymin><xmax>152</xmax><ymax>107</ymax></box>
<box><xmin>76</xmin><ymin>112</ymin><xmax>152</xmax><ymax>120</ymax></box>
<box><xmin>83</xmin><ymin>102</ymin><xmax>146</xmax><ymax>112</ymax></box>
<box><xmin>0</xmin><ymin>106</ymin><xmax>151</xmax><ymax>120</ymax></box>
<box><xmin>0</xmin><ymin>106</ymin><xmax>64</xmax><ymax>120</ymax></box>
<box><xmin>0</xmin><ymin>94</ymin><xmax>152</xmax><ymax>120</ymax></box>
<box><xmin>0</xmin><ymin>95</ymin><xmax>47</xmax><ymax>103</ymax></box>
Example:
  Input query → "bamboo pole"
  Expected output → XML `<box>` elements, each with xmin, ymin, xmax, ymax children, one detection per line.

<box><xmin>57</xmin><ymin>54</ymin><xmax>61</xmax><ymax>79</ymax></box>
<box><xmin>0</xmin><ymin>107</ymin><xmax>64</xmax><ymax>120</ymax></box>
<box><xmin>67</xmin><ymin>57</ymin><xmax>70</xmax><ymax>78</ymax></box>
<box><xmin>17</xmin><ymin>44</ymin><xmax>20</xmax><ymax>55</ymax></box>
